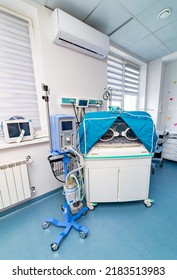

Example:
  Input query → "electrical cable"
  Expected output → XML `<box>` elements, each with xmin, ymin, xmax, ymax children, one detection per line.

<box><xmin>71</xmin><ymin>102</ymin><xmax>79</xmax><ymax>125</ymax></box>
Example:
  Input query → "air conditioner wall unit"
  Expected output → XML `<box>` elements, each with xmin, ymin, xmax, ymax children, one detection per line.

<box><xmin>51</xmin><ymin>8</ymin><xmax>110</xmax><ymax>60</ymax></box>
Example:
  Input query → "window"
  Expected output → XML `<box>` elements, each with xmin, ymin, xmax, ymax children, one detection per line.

<box><xmin>0</xmin><ymin>7</ymin><xmax>40</xmax><ymax>130</ymax></box>
<box><xmin>107</xmin><ymin>52</ymin><xmax>140</xmax><ymax>110</ymax></box>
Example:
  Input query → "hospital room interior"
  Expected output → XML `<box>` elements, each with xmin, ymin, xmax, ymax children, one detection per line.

<box><xmin>0</xmin><ymin>0</ymin><xmax>177</xmax><ymax>260</ymax></box>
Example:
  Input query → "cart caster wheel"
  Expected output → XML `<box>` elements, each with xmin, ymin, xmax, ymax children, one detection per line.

<box><xmin>151</xmin><ymin>167</ymin><xmax>155</xmax><ymax>174</ymax></box>
<box><xmin>144</xmin><ymin>199</ymin><xmax>153</xmax><ymax>208</ymax></box>
<box><xmin>145</xmin><ymin>201</ymin><xmax>152</xmax><ymax>207</ymax></box>
<box><xmin>88</xmin><ymin>205</ymin><xmax>94</xmax><ymax>211</ymax></box>
<box><xmin>51</xmin><ymin>243</ymin><xmax>59</xmax><ymax>251</ymax></box>
<box><xmin>79</xmin><ymin>231</ymin><xmax>87</xmax><ymax>239</ymax></box>
<box><xmin>82</xmin><ymin>211</ymin><xmax>87</xmax><ymax>216</ymax></box>
<box><xmin>87</xmin><ymin>202</ymin><xmax>95</xmax><ymax>211</ymax></box>
<box><xmin>42</xmin><ymin>222</ymin><xmax>50</xmax><ymax>229</ymax></box>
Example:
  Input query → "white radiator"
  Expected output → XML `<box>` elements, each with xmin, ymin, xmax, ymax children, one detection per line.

<box><xmin>0</xmin><ymin>156</ymin><xmax>32</xmax><ymax>210</ymax></box>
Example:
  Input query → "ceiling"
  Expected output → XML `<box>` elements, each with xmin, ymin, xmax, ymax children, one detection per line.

<box><xmin>33</xmin><ymin>0</ymin><xmax>177</xmax><ymax>62</ymax></box>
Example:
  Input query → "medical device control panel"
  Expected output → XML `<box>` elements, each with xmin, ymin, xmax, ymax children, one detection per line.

<box><xmin>50</xmin><ymin>114</ymin><xmax>76</xmax><ymax>153</ymax></box>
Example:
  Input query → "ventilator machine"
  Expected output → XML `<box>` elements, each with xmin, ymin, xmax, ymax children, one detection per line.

<box><xmin>41</xmin><ymin>84</ymin><xmax>88</xmax><ymax>251</ymax></box>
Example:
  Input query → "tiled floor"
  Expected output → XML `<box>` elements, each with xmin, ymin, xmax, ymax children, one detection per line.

<box><xmin>0</xmin><ymin>160</ymin><xmax>177</xmax><ymax>260</ymax></box>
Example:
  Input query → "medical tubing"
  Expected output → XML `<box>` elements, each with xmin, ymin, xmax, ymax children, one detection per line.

<box><xmin>65</xmin><ymin>147</ymin><xmax>85</xmax><ymax>201</ymax></box>
<box><xmin>65</xmin><ymin>162</ymin><xmax>85</xmax><ymax>201</ymax></box>
<box><xmin>69</xmin><ymin>146</ymin><xmax>83</xmax><ymax>159</ymax></box>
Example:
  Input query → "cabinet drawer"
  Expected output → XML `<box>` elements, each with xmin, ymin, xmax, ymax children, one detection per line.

<box><xmin>163</xmin><ymin>147</ymin><xmax>177</xmax><ymax>155</ymax></box>
<box><xmin>86</xmin><ymin>168</ymin><xmax>119</xmax><ymax>202</ymax></box>
<box><xmin>162</xmin><ymin>152</ymin><xmax>177</xmax><ymax>161</ymax></box>
<box><xmin>163</xmin><ymin>143</ymin><xmax>177</xmax><ymax>150</ymax></box>
<box><xmin>164</xmin><ymin>138</ymin><xmax>177</xmax><ymax>145</ymax></box>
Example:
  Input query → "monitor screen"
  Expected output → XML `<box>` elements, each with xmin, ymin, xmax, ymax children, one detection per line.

<box><xmin>7</xmin><ymin>122</ymin><xmax>31</xmax><ymax>138</ymax></box>
<box><xmin>78</xmin><ymin>99</ymin><xmax>88</xmax><ymax>107</ymax></box>
<box><xmin>61</xmin><ymin>120</ymin><xmax>73</xmax><ymax>131</ymax></box>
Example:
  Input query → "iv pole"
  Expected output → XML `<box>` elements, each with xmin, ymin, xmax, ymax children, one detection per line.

<box><xmin>41</xmin><ymin>83</ymin><xmax>52</xmax><ymax>152</ymax></box>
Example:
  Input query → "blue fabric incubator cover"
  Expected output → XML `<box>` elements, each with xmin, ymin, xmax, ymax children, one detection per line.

<box><xmin>79</xmin><ymin>110</ymin><xmax>158</xmax><ymax>155</ymax></box>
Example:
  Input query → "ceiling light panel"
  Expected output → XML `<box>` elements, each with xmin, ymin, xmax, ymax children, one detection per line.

<box><xmin>126</xmin><ymin>34</ymin><xmax>170</xmax><ymax>60</ymax></box>
<box><xmin>117</xmin><ymin>0</ymin><xmax>158</xmax><ymax>16</ymax></box>
<box><xmin>84</xmin><ymin>0</ymin><xmax>131</xmax><ymax>35</ymax></box>
<box><xmin>46</xmin><ymin>0</ymin><xmax>102</xmax><ymax>21</ymax></box>
<box><xmin>137</xmin><ymin>0</ymin><xmax>177</xmax><ymax>32</ymax></box>
<box><xmin>110</xmin><ymin>18</ymin><xmax>150</xmax><ymax>48</ymax></box>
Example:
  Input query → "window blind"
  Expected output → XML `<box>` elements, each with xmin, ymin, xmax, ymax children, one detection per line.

<box><xmin>0</xmin><ymin>8</ymin><xmax>40</xmax><ymax>129</ymax></box>
<box><xmin>107</xmin><ymin>52</ymin><xmax>140</xmax><ymax>110</ymax></box>
<box><xmin>124</xmin><ymin>62</ymin><xmax>140</xmax><ymax>95</ymax></box>
<box><xmin>107</xmin><ymin>53</ymin><xmax>123</xmax><ymax>107</ymax></box>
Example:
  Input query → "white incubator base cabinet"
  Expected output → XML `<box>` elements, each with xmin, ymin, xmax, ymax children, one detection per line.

<box><xmin>83</xmin><ymin>144</ymin><xmax>153</xmax><ymax>209</ymax></box>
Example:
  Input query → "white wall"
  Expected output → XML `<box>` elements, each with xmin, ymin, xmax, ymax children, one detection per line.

<box><xmin>146</xmin><ymin>52</ymin><xmax>177</xmax><ymax>130</ymax></box>
<box><xmin>0</xmin><ymin>0</ymin><xmax>107</xmax><ymax>211</ymax></box>
<box><xmin>145</xmin><ymin>58</ymin><xmax>163</xmax><ymax>124</ymax></box>
<box><xmin>159</xmin><ymin>60</ymin><xmax>177</xmax><ymax>133</ymax></box>
<box><xmin>138</xmin><ymin>63</ymin><xmax>147</xmax><ymax>111</ymax></box>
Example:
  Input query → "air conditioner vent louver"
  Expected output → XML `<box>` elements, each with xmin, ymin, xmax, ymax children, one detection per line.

<box><xmin>51</xmin><ymin>8</ymin><xmax>109</xmax><ymax>60</ymax></box>
<box><xmin>59</xmin><ymin>38</ymin><xmax>98</xmax><ymax>55</ymax></box>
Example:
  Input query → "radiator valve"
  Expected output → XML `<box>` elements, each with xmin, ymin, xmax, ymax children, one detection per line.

<box><xmin>30</xmin><ymin>186</ymin><xmax>36</xmax><ymax>195</ymax></box>
<box><xmin>26</xmin><ymin>155</ymin><xmax>32</xmax><ymax>164</ymax></box>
